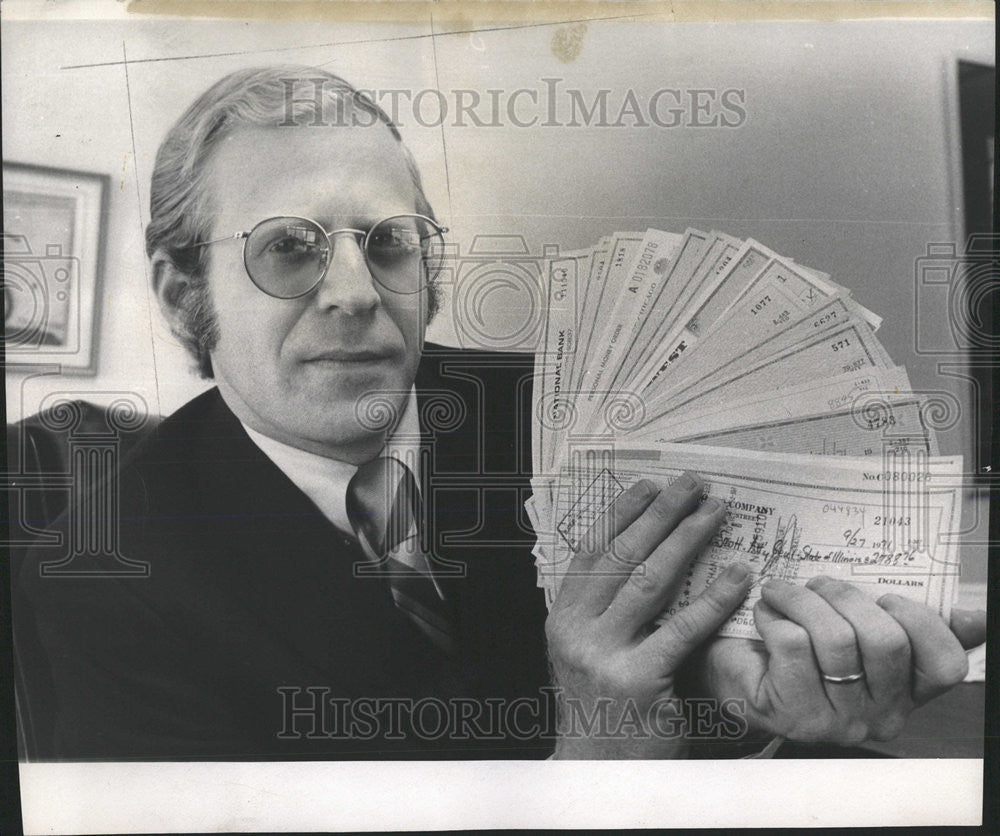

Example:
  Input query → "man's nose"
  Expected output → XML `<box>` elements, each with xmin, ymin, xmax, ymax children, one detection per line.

<box><xmin>312</xmin><ymin>231</ymin><xmax>381</xmax><ymax>314</ymax></box>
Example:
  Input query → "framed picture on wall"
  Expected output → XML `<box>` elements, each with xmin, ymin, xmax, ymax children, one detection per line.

<box><xmin>2</xmin><ymin>162</ymin><xmax>109</xmax><ymax>374</ymax></box>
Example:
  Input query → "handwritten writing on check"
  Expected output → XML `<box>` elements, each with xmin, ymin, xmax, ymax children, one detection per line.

<box><xmin>544</xmin><ymin>443</ymin><xmax>962</xmax><ymax>641</ymax></box>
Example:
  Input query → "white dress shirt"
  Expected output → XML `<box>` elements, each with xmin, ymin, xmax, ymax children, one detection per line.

<box><xmin>241</xmin><ymin>388</ymin><xmax>421</xmax><ymax>537</ymax></box>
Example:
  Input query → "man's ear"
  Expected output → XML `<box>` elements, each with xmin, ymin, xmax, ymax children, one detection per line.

<box><xmin>150</xmin><ymin>249</ymin><xmax>195</xmax><ymax>333</ymax></box>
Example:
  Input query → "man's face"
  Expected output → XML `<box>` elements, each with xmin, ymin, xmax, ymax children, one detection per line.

<box><xmin>199</xmin><ymin>123</ymin><xmax>427</xmax><ymax>461</ymax></box>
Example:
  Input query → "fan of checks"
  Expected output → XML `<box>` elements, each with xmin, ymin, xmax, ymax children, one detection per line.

<box><xmin>526</xmin><ymin>227</ymin><xmax>963</xmax><ymax>642</ymax></box>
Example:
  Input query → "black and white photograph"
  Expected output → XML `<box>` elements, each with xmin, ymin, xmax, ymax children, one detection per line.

<box><xmin>2</xmin><ymin>0</ymin><xmax>996</xmax><ymax>831</ymax></box>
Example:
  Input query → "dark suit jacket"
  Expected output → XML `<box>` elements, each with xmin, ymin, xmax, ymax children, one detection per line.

<box><xmin>13</xmin><ymin>345</ymin><xmax>554</xmax><ymax>760</ymax></box>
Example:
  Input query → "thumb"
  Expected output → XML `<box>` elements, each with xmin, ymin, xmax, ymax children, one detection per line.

<box><xmin>949</xmin><ymin>608</ymin><xmax>987</xmax><ymax>650</ymax></box>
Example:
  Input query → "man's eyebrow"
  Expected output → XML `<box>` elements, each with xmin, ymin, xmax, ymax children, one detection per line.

<box><xmin>312</xmin><ymin>214</ymin><xmax>379</xmax><ymax>231</ymax></box>
<box><xmin>234</xmin><ymin>211</ymin><xmax>375</xmax><ymax>228</ymax></box>
<box><xmin>312</xmin><ymin>211</ymin><xmax>412</xmax><ymax>230</ymax></box>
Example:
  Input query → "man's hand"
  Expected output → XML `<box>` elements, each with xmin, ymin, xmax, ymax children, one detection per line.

<box><xmin>546</xmin><ymin>474</ymin><xmax>751</xmax><ymax>758</ymax></box>
<box><xmin>702</xmin><ymin>578</ymin><xmax>987</xmax><ymax>746</ymax></box>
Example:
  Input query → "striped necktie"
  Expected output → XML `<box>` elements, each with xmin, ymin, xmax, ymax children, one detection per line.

<box><xmin>346</xmin><ymin>456</ymin><xmax>456</xmax><ymax>655</ymax></box>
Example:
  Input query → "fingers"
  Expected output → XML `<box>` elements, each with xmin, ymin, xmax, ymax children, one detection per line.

<box><xmin>752</xmin><ymin>599</ymin><xmax>831</xmax><ymax>728</ymax></box>
<box><xmin>579</xmin><ymin>479</ymin><xmax>659</xmax><ymax>555</ymax></box>
<box><xmin>637</xmin><ymin>561</ymin><xmax>752</xmax><ymax>670</ymax></box>
<box><xmin>949</xmin><ymin>608</ymin><xmax>987</xmax><ymax>650</ymax></box>
<box><xmin>877</xmin><ymin>594</ymin><xmax>970</xmax><ymax>704</ymax></box>
<box><xmin>609</xmin><ymin>471</ymin><xmax>706</xmax><ymax>569</ymax></box>
<box><xmin>760</xmin><ymin>579</ymin><xmax>865</xmax><ymax>682</ymax></box>
<box><xmin>604</xmin><ymin>496</ymin><xmax>727</xmax><ymax>632</ymax></box>
<box><xmin>564</xmin><ymin>471</ymin><xmax>708</xmax><ymax>616</ymax></box>
<box><xmin>759</xmin><ymin>578</ymin><xmax>872</xmax><ymax>722</ymax></box>
<box><xmin>555</xmin><ymin>478</ymin><xmax>659</xmax><ymax>612</ymax></box>
<box><xmin>805</xmin><ymin>576</ymin><xmax>911</xmax><ymax>705</ymax></box>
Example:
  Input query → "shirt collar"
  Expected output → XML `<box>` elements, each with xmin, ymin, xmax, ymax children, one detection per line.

<box><xmin>241</xmin><ymin>387</ymin><xmax>421</xmax><ymax>535</ymax></box>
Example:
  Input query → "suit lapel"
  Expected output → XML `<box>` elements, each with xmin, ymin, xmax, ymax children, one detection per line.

<box><xmin>182</xmin><ymin>391</ymin><xmax>464</xmax><ymax>694</ymax></box>
<box><xmin>414</xmin><ymin>347</ymin><xmax>479</xmax><ymax>621</ymax></box>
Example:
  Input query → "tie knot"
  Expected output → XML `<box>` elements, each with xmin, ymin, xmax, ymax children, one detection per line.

<box><xmin>346</xmin><ymin>456</ymin><xmax>420</xmax><ymax>559</ymax></box>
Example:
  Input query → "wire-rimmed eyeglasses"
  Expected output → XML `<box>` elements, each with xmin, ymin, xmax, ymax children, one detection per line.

<box><xmin>184</xmin><ymin>213</ymin><xmax>448</xmax><ymax>299</ymax></box>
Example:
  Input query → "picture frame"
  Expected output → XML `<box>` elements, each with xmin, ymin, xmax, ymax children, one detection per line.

<box><xmin>2</xmin><ymin>162</ymin><xmax>109</xmax><ymax>374</ymax></box>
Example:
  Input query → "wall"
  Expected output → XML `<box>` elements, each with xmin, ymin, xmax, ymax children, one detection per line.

<box><xmin>3</xmin><ymin>17</ymin><xmax>992</xmax><ymax>581</ymax></box>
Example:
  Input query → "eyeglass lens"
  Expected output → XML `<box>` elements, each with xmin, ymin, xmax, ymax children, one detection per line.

<box><xmin>243</xmin><ymin>215</ymin><xmax>443</xmax><ymax>299</ymax></box>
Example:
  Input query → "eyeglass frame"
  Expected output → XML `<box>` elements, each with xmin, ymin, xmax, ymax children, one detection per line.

<box><xmin>182</xmin><ymin>213</ymin><xmax>449</xmax><ymax>300</ymax></box>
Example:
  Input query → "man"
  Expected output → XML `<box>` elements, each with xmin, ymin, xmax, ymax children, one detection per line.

<box><xmin>12</xmin><ymin>66</ymin><xmax>985</xmax><ymax>760</ymax></box>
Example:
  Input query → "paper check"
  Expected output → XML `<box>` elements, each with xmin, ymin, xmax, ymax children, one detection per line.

<box><xmin>639</xmin><ymin>295</ymin><xmax>879</xmax><ymax>422</ymax></box>
<box><xmin>543</xmin><ymin>443</ymin><xmax>963</xmax><ymax>641</ymax></box>
<box><xmin>671</xmin><ymin>398</ymin><xmax>938</xmax><ymax>458</ymax></box>
<box><xmin>578</xmin><ymin>229</ymin><xmax>681</xmax><ymax>432</ymax></box>
<box><xmin>526</xmin><ymin>225</ymin><xmax>969</xmax><ymax>641</ymax></box>
<box><xmin>633</xmin><ymin>367</ymin><xmax>913</xmax><ymax>442</ymax></box>
<box><xmin>608</xmin><ymin>228</ymin><xmax>711</xmax><ymax>386</ymax></box>
<box><xmin>642</xmin><ymin>320</ymin><xmax>892</xmax><ymax>427</ymax></box>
